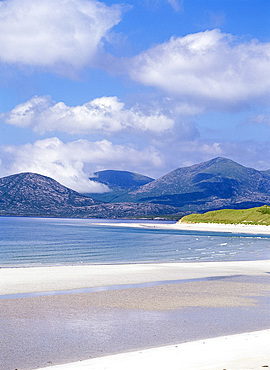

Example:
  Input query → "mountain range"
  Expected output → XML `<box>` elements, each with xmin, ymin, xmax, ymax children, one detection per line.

<box><xmin>1</xmin><ymin>157</ymin><xmax>270</xmax><ymax>219</ymax></box>
<box><xmin>89</xmin><ymin>157</ymin><xmax>270</xmax><ymax>213</ymax></box>
<box><xmin>0</xmin><ymin>172</ymin><xmax>178</xmax><ymax>218</ymax></box>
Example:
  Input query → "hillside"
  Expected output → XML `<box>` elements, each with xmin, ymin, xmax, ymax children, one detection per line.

<box><xmin>0</xmin><ymin>172</ymin><xmax>178</xmax><ymax>218</ymax></box>
<box><xmin>0</xmin><ymin>172</ymin><xmax>95</xmax><ymax>217</ymax></box>
<box><xmin>109</xmin><ymin>157</ymin><xmax>270</xmax><ymax>213</ymax></box>
<box><xmin>87</xmin><ymin>170</ymin><xmax>154</xmax><ymax>202</ymax></box>
<box><xmin>89</xmin><ymin>170</ymin><xmax>153</xmax><ymax>189</ymax></box>
<box><xmin>180</xmin><ymin>205</ymin><xmax>270</xmax><ymax>226</ymax></box>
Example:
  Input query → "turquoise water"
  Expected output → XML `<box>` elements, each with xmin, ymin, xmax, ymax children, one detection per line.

<box><xmin>0</xmin><ymin>216</ymin><xmax>270</xmax><ymax>266</ymax></box>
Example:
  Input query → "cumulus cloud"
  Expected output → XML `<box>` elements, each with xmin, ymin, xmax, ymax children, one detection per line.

<box><xmin>1</xmin><ymin>95</ymin><xmax>174</xmax><ymax>134</ymax></box>
<box><xmin>129</xmin><ymin>29</ymin><xmax>270</xmax><ymax>109</ymax></box>
<box><xmin>0</xmin><ymin>137</ymin><xmax>163</xmax><ymax>192</ymax></box>
<box><xmin>0</xmin><ymin>0</ymin><xmax>123</xmax><ymax>70</ymax></box>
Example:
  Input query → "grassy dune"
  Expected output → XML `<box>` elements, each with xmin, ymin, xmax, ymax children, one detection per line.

<box><xmin>180</xmin><ymin>205</ymin><xmax>270</xmax><ymax>225</ymax></box>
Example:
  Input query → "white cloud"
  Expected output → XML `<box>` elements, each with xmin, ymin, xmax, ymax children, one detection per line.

<box><xmin>160</xmin><ymin>138</ymin><xmax>270</xmax><ymax>174</ymax></box>
<box><xmin>129</xmin><ymin>29</ymin><xmax>270</xmax><ymax>109</ymax></box>
<box><xmin>167</xmin><ymin>0</ymin><xmax>182</xmax><ymax>12</ymax></box>
<box><xmin>0</xmin><ymin>137</ymin><xmax>163</xmax><ymax>192</ymax></box>
<box><xmin>2</xmin><ymin>136</ymin><xmax>270</xmax><ymax>191</ymax></box>
<box><xmin>0</xmin><ymin>0</ymin><xmax>123</xmax><ymax>69</ymax></box>
<box><xmin>166</xmin><ymin>139</ymin><xmax>222</xmax><ymax>157</ymax></box>
<box><xmin>143</xmin><ymin>0</ymin><xmax>183</xmax><ymax>12</ymax></box>
<box><xmin>2</xmin><ymin>95</ymin><xmax>174</xmax><ymax>134</ymax></box>
<box><xmin>248</xmin><ymin>114</ymin><xmax>270</xmax><ymax>126</ymax></box>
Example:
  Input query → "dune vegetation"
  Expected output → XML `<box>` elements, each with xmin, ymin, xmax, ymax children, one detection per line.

<box><xmin>180</xmin><ymin>205</ymin><xmax>270</xmax><ymax>225</ymax></box>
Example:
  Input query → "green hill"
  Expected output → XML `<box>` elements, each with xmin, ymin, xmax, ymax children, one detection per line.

<box><xmin>180</xmin><ymin>205</ymin><xmax>270</xmax><ymax>225</ymax></box>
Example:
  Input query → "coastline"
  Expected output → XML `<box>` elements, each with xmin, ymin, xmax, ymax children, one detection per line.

<box><xmin>1</xmin><ymin>260</ymin><xmax>270</xmax><ymax>369</ymax></box>
<box><xmin>95</xmin><ymin>220</ymin><xmax>270</xmax><ymax>235</ymax></box>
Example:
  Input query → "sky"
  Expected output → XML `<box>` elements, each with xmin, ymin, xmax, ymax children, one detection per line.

<box><xmin>0</xmin><ymin>0</ymin><xmax>270</xmax><ymax>192</ymax></box>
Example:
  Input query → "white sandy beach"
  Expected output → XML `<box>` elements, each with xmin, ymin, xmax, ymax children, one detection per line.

<box><xmin>40</xmin><ymin>329</ymin><xmax>270</xmax><ymax>370</ymax></box>
<box><xmin>96</xmin><ymin>219</ymin><xmax>270</xmax><ymax>235</ymax></box>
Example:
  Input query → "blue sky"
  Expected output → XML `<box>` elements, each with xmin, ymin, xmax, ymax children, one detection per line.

<box><xmin>0</xmin><ymin>0</ymin><xmax>270</xmax><ymax>192</ymax></box>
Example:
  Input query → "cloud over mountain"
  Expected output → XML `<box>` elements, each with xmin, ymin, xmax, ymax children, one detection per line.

<box><xmin>0</xmin><ymin>0</ymin><xmax>123</xmax><ymax>70</ymax></box>
<box><xmin>0</xmin><ymin>137</ymin><xmax>163</xmax><ymax>192</ymax></box>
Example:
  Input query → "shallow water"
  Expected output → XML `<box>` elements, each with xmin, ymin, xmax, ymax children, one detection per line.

<box><xmin>0</xmin><ymin>216</ymin><xmax>270</xmax><ymax>266</ymax></box>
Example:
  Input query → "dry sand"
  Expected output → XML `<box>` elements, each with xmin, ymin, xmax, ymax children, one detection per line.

<box><xmin>40</xmin><ymin>329</ymin><xmax>270</xmax><ymax>370</ymax></box>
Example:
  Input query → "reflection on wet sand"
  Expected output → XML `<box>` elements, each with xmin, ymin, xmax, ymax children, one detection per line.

<box><xmin>1</xmin><ymin>274</ymin><xmax>270</xmax><ymax>370</ymax></box>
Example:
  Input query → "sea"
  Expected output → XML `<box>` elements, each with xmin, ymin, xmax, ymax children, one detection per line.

<box><xmin>1</xmin><ymin>216</ymin><xmax>270</xmax><ymax>267</ymax></box>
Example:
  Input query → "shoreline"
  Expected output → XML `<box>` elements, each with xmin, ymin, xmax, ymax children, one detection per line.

<box><xmin>1</xmin><ymin>261</ymin><xmax>270</xmax><ymax>369</ymax></box>
<box><xmin>40</xmin><ymin>329</ymin><xmax>270</xmax><ymax>370</ymax></box>
<box><xmin>96</xmin><ymin>220</ymin><xmax>270</xmax><ymax>235</ymax></box>
<box><xmin>1</xmin><ymin>259</ymin><xmax>270</xmax><ymax>295</ymax></box>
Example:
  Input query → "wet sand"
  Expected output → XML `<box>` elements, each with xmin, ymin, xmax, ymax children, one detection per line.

<box><xmin>0</xmin><ymin>261</ymin><xmax>270</xmax><ymax>369</ymax></box>
<box><xmin>1</xmin><ymin>260</ymin><xmax>269</xmax><ymax>295</ymax></box>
